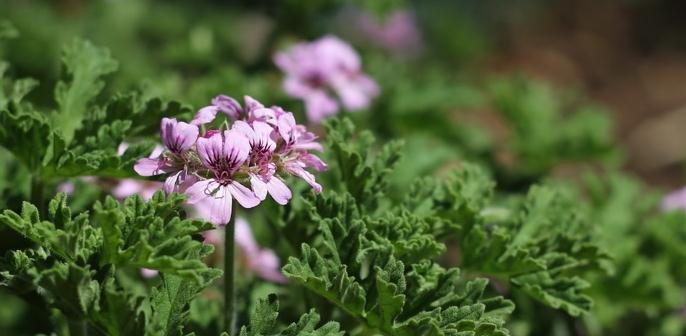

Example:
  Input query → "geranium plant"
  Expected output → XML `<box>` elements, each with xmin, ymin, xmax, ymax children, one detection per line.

<box><xmin>0</xmin><ymin>3</ymin><xmax>685</xmax><ymax>336</ymax></box>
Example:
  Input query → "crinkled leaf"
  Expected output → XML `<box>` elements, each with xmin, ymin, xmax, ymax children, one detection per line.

<box><xmin>53</xmin><ymin>38</ymin><xmax>118</xmax><ymax>143</ymax></box>
<box><xmin>239</xmin><ymin>294</ymin><xmax>344</xmax><ymax>336</ymax></box>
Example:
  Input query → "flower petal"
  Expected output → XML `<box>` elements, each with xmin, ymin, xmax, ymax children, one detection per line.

<box><xmin>212</xmin><ymin>95</ymin><xmax>242</xmax><ymax>119</ymax></box>
<box><xmin>140</xmin><ymin>268</ymin><xmax>159</xmax><ymax>278</ymax></box>
<box><xmin>234</xmin><ymin>217</ymin><xmax>259</xmax><ymax>256</ymax></box>
<box><xmin>244</xmin><ymin>96</ymin><xmax>265</xmax><ymax>114</ymax></box>
<box><xmin>184</xmin><ymin>179</ymin><xmax>217</xmax><ymax>204</ymax></box>
<box><xmin>286</xmin><ymin>163</ymin><xmax>322</xmax><ymax>193</ymax></box>
<box><xmin>112</xmin><ymin>179</ymin><xmax>143</xmax><ymax>199</ymax></box>
<box><xmin>299</xmin><ymin>153</ymin><xmax>328</xmax><ymax>171</ymax></box>
<box><xmin>164</xmin><ymin>170</ymin><xmax>183</xmax><ymax>194</ymax></box>
<box><xmin>191</xmin><ymin>185</ymin><xmax>233</xmax><ymax>226</ymax></box>
<box><xmin>196</xmin><ymin>133</ymin><xmax>224</xmax><ymax>168</ymax></box>
<box><xmin>251</xmin><ymin>250</ymin><xmax>287</xmax><ymax>283</ymax></box>
<box><xmin>133</xmin><ymin>157</ymin><xmax>174</xmax><ymax>176</ymax></box>
<box><xmin>305</xmin><ymin>90</ymin><xmax>339</xmax><ymax>122</ymax></box>
<box><xmin>222</xmin><ymin>130</ymin><xmax>251</xmax><ymax>168</ymax></box>
<box><xmin>266</xmin><ymin>176</ymin><xmax>292</xmax><ymax>205</ymax></box>
<box><xmin>161</xmin><ymin>118</ymin><xmax>199</xmax><ymax>154</ymax></box>
<box><xmin>249</xmin><ymin>174</ymin><xmax>268</xmax><ymax>200</ymax></box>
<box><xmin>192</xmin><ymin>106</ymin><xmax>219</xmax><ymax>125</ymax></box>
<box><xmin>228</xmin><ymin>181</ymin><xmax>261</xmax><ymax>208</ymax></box>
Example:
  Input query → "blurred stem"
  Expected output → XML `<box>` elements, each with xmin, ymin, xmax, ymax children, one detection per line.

<box><xmin>30</xmin><ymin>176</ymin><xmax>45</xmax><ymax>215</ymax></box>
<box><xmin>224</xmin><ymin>202</ymin><xmax>237</xmax><ymax>335</ymax></box>
<box><xmin>67</xmin><ymin>319</ymin><xmax>87</xmax><ymax>336</ymax></box>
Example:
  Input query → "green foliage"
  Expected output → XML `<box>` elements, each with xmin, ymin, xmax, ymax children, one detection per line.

<box><xmin>281</xmin><ymin>118</ymin><xmax>514</xmax><ymax>336</ymax></box>
<box><xmin>417</xmin><ymin>165</ymin><xmax>611</xmax><ymax>316</ymax></box>
<box><xmin>581</xmin><ymin>173</ymin><xmax>686</xmax><ymax>336</ymax></box>
<box><xmin>0</xmin><ymin>40</ymin><xmax>191</xmax><ymax>179</ymax></box>
<box><xmin>239</xmin><ymin>294</ymin><xmax>343</xmax><ymax>336</ymax></box>
<box><xmin>0</xmin><ymin>20</ymin><xmax>18</xmax><ymax>40</ymax></box>
<box><xmin>487</xmin><ymin>77</ymin><xmax>619</xmax><ymax>183</ymax></box>
<box><xmin>290</xmin><ymin>118</ymin><xmax>611</xmax><ymax>336</ymax></box>
<box><xmin>53</xmin><ymin>39</ymin><xmax>118</xmax><ymax>143</ymax></box>
<box><xmin>0</xmin><ymin>192</ymin><xmax>221</xmax><ymax>335</ymax></box>
<box><xmin>1</xmin><ymin>3</ymin><xmax>685</xmax><ymax>336</ymax></box>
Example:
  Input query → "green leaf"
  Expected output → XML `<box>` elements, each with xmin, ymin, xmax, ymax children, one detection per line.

<box><xmin>323</xmin><ymin>118</ymin><xmax>403</xmax><ymax>211</ymax></box>
<box><xmin>94</xmin><ymin>192</ymin><xmax>220</xmax><ymax>284</ymax></box>
<box><xmin>0</xmin><ymin>193</ymin><xmax>100</xmax><ymax>262</ymax></box>
<box><xmin>1</xmin><ymin>192</ymin><xmax>220</xmax><ymax>335</ymax></box>
<box><xmin>41</xmin><ymin>94</ymin><xmax>192</xmax><ymax>179</ymax></box>
<box><xmin>0</xmin><ymin>20</ymin><xmax>19</xmax><ymax>40</ymax></box>
<box><xmin>239</xmin><ymin>294</ymin><xmax>344</xmax><ymax>336</ymax></box>
<box><xmin>53</xmin><ymin>39</ymin><xmax>118</xmax><ymax>143</ymax></box>
<box><xmin>283</xmin><ymin>203</ymin><xmax>512</xmax><ymax>336</ymax></box>
<box><xmin>425</xmin><ymin>164</ymin><xmax>610</xmax><ymax>316</ymax></box>
<box><xmin>149</xmin><ymin>274</ymin><xmax>211</xmax><ymax>335</ymax></box>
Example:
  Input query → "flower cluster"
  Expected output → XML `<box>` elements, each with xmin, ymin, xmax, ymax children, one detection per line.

<box><xmin>134</xmin><ymin>95</ymin><xmax>327</xmax><ymax>225</ymax></box>
<box><xmin>274</xmin><ymin>35</ymin><xmax>379</xmax><ymax>122</ymax></box>
<box><xmin>355</xmin><ymin>9</ymin><xmax>422</xmax><ymax>56</ymax></box>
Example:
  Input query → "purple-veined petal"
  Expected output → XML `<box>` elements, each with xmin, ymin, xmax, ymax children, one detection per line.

<box><xmin>161</xmin><ymin>118</ymin><xmax>199</xmax><ymax>154</ymax></box>
<box><xmin>203</xmin><ymin>229</ymin><xmax>222</xmax><ymax>245</ymax></box>
<box><xmin>212</xmin><ymin>95</ymin><xmax>242</xmax><ymax>119</ymax></box>
<box><xmin>232</xmin><ymin>120</ymin><xmax>255</xmax><ymax>139</ymax></box>
<box><xmin>249</xmin><ymin>108</ymin><xmax>277</xmax><ymax>124</ymax></box>
<box><xmin>299</xmin><ymin>153</ymin><xmax>328</xmax><ymax>171</ymax></box>
<box><xmin>196</xmin><ymin>133</ymin><xmax>225</xmax><ymax>169</ymax></box>
<box><xmin>150</xmin><ymin>145</ymin><xmax>165</xmax><ymax>158</ymax></box>
<box><xmin>222</xmin><ymin>130</ymin><xmax>251</xmax><ymax>170</ymax></box>
<box><xmin>244</xmin><ymin>96</ymin><xmax>265</xmax><ymax>114</ymax></box>
<box><xmin>208</xmin><ymin>186</ymin><xmax>233</xmax><ymax>226</ymax></box>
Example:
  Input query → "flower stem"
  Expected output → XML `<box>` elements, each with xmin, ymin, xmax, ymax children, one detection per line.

<box><xmin>30</xmin><ymin>176</ymin><xmax>45</xmax><ymax>215</ymax></box>
<box><xmin>67</xmin><ymin>319</ymin><xmax>87</xmax><ymax>336</ymax></box>
<box><xmin>224</xmin><ymin>202</ymin><xmax>237</xmax><ymax>335</ymax></box>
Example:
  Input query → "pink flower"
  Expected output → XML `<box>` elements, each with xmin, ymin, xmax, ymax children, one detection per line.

<box><xmin>134</xmin><ymin>118</ymin><xmax>199</xmax><ymax>194</ymax></box>
<box><xmin>114</xmin><ymin>144</ymin><xmax>165</xmax><ymax>200</ymax></box>
<box><xmin>195</xmin><ymin>219</ymin><xmax>287</xmax><ymax>283</ymax></box>
<box><xmin>274</xmin><ymin>35</ymin><xmax>379</xmax><ymax>122</ymax></box>
<box><xmin>111</xmin><ymin>179</ymin><xmax>162</xmax><ymax>200</ymax></box>
<box><xmin>235</xmin><ymin>218</ymin><xmax>287</xmax><ymax>283</ymax></box>
<box><xmin>57</xmin><ymin>176</ymin><xmax>98</xmax><ymax>195</ymax></box>
<box><xmin>662</xmin><ymin>187</ymin><xmax>686</xmax><ymax>211</ymax></box>
<box><xmin>193</xmin><ymin>95</ymin><xmax>277</xmax><ymax>126</ymax></box>
<box><xmin>184</xmin><ymin>130</ymin><xmax>260</xmax><ymax>226</ymax></box>
<box><xmin>356</xmin><ymin>10</ymin><xmax>422</xmax><ymax>56</ymax></box>
<box><xmin>140</xmin><ymin>268</ymin><xmax>159</xmax><ymax>278</ymax></box>
<box><xmin>134</xmin><ymin>95</ymin><xmax>326</xmax><ymax>226</ymax></box>
<box><xmin>232</xmin><ymin>120</ymin><xmax>292</xmax><ymax>205</ymax></box>
<box><xmin>275</xmin><ymin>112</ymin><xmax>327</xmax><ymax>193</ymax></box>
